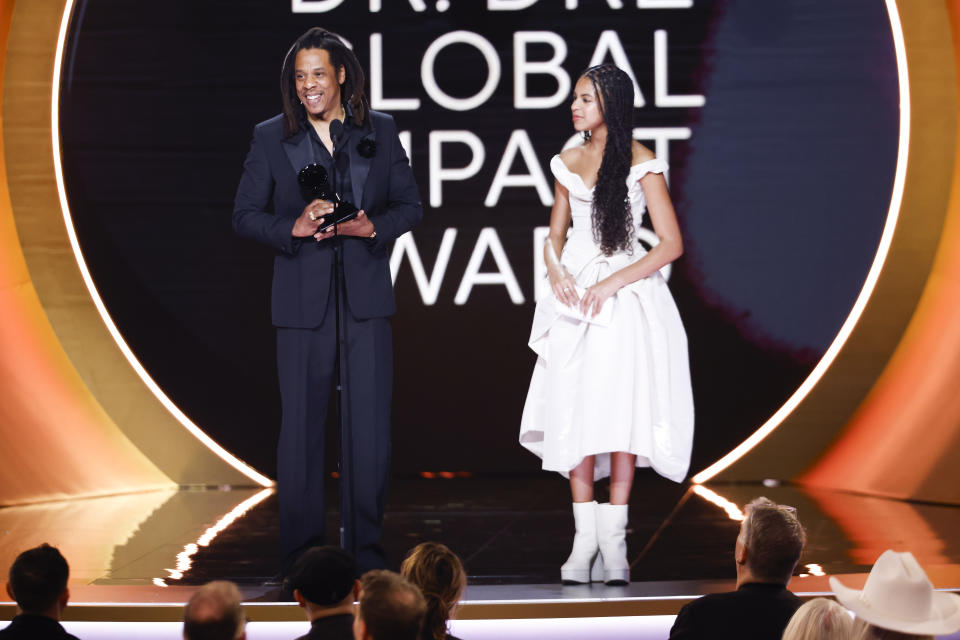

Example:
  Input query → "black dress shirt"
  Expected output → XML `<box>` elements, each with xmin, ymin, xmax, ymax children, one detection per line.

<box><xmin>0</xmin><ymin>614</ymin><xmax>81</xmax><ymax>640</ymax></box>
<box><xmin>294</xmin><ymin>612</ymin><xmax>354</xmax><ymax>640</ymax></box>
<box><xmin>669</xmin><ymin>582</ymin><xmax>803</xmax><ymax>640</ymax></box>
<box><xmin>305</xmin><ymin>118</ymin><xmax>355</xmax><ymax>209</ymax></box>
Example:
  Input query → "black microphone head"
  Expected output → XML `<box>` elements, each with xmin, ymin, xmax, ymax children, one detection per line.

<box><xmin>329</xmin><ymin>119</ymin><xmax>344</xmax><ymax>145</ymax></box>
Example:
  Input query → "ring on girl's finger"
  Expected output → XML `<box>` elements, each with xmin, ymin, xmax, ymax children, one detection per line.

<box><xmin>308</xmin><ymin>212</ymin><xmax>317</xmax><ymax>221</ymax></box>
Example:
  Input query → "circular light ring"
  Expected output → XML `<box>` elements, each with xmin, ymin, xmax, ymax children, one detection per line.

<box><xmin>51</xmin><ymin>0</ymin><xmax>271</xmax><ymax>488</ymax></box>
<box><xmin>40</xmin><ymin>1</ymin><xmax>911</xmax><ymax>489</ymax></box>
<box><xmin>692</xmin><ymin>0</ymin><xmax>911</xmax><ymax>484</ymax></box>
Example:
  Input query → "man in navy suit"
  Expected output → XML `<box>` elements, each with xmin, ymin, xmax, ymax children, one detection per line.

<box><xmin>233</xmin><ymin>27</ymin><xmax>422</xmax><ymax>574</ymax></box>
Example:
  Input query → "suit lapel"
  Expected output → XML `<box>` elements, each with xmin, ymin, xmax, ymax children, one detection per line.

<box><xmin>282</xmin><ymin>129</ymin><xmax>314</xmax><ymax>178</ymax></box>
<box><xmin>349</xmin><ymin>131</ymin><xmax>373</xmax><ymax>207</ymax></box>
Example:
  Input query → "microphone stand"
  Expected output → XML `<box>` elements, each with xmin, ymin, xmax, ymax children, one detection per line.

<box><xmin>328</xmin><ymin>123</ymin><xmax>358</xmax><ymax>561</ymax></box>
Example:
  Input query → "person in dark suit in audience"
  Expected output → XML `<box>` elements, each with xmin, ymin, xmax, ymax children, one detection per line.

<box><xmin>183</xmin><ymin>580</ymin><xmax>246</xmax><ymax>640</ymax></box>
<box><xmin>0</xmin><ymin>543</ymin><xmax>80</xmax><ymax>640</ymax></box>
<box><xmin>289</xmin><ymin>546</ymin><xmax>359</xmax><ymax>640</ymax></box>
<box><xmin>233</xmin><ymin>26</ymin><xmax>422</xmax><ymax>575</ymax></box>
<box><xmin>669</xmin><ymin>497</ymin><xmax>806</xmax><ymax>640</ymax></box>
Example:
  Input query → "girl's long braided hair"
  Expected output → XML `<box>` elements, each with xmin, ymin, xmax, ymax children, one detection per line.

<box><xmin>582</xmin><ymin>64</ymin><xmax>636</xmax><ymax>256</ymax></box>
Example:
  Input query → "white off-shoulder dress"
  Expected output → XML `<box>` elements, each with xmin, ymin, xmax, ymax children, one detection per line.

<box><xmin>519</xmin><ymin>155</ymin><xmax>694</xmax><ymax>483</ymax></box>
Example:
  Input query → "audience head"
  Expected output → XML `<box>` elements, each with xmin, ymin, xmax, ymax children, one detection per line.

<box><xmin>288</xmin><ymin>545</ymin><xmax>358</xmax><ymax>612</ymax></box>
<box><xmin>400</xmin><ymin>542</ymin><xmax>466</xmax><ymax>640</ymax></box>
<box><xmin>354</xmin><ymin>570</ymin><xmax>426</xmax><ymax>640</ymax></box>
<box><xmin>831</xmin><ymin>550</ymin><xmax>960</xmax><ymax>640</ymax></box>
<box><xmin>782</xmin><ymin>597</ymin><xmax>853</xmax><ymax>640</ymax></box>
<box><xmin>735</xmin><ymin>497</ymin><xmax>805</xmax><ymax>585</ymax></box>
<box><xmin>5</xmin><ymin>543</ymin><xmax>70</xmax><ymax>617</ymax></box>
<box><xmin>183</xmin><ymin>580</ymin><xmax>246</xmax><ymax>640</ymax></box>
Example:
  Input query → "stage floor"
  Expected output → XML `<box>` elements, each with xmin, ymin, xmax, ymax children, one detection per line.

<box><xmin>2</xmin><ymin>476</ymin><xmax>960</xmax><ymax>619</ymax></box>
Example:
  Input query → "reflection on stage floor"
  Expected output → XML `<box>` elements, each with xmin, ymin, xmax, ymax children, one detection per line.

<box><xmin>1</xmin><ymin>475</ymin><xmax>959</xmax><ymax>614</ymax></box>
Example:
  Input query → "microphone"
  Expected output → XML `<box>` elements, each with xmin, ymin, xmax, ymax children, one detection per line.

<box><xmin>318</xmin><ymin>117</ymin><xmax>359</xmax><ymax>232</ymax></box>
<box><xmin>329</xmin><ymin>119</ymin><xmax>344</xmax><ymax>148</ymax></box>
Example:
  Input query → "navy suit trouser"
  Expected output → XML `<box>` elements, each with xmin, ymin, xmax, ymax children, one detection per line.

<box><xmin>275</xmin><ymin>280</ymin><xmax>392</xmax><ymax>573</ymax></box>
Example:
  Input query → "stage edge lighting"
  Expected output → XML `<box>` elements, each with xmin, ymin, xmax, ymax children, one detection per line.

<box><xmin>153</xmin><ymin>488</ymin><xmax>273</xmax><ymax>586</ymax></box>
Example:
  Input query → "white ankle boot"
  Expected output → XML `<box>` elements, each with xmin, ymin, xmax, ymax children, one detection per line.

<box><xmin>596</xmin><ymin>503</ymin><xmax>629</xmax><ymax>585</ymax></box>
<box><xmin>560</xmin><ymin>501</ymin><xmax>605</xmax><ymax>584</ymax></box>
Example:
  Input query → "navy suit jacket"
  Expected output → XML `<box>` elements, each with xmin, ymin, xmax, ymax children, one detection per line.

<box><xmin>233</xmin><ymin>110</ymin><xmax>422</xmax><ymax>327</ymax></box>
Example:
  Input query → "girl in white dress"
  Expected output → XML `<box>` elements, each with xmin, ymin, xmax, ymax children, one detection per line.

<box><xmin>519</xmin><ymin>64</ymin><xmax>694</xmax><ymax>585</ymax></box>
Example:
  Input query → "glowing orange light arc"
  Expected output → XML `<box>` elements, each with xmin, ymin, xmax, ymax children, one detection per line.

<box><xmin>692</xmin><ymin>0</ymin><xmax>911</xmax><ymax>484</ymax></box>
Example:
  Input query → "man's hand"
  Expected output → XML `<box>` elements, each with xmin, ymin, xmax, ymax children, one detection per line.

<box><xmin>292</xmin><ymin>199</ymin><xmax>336</xmax><ymax>237</ymax></box>
<box><xmin>314</xmin><ymin>210</ymin><xmax>375</xmax><ymax>241</ymax></box>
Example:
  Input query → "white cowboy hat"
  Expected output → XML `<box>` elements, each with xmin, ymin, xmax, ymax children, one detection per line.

<box><xmin>830</xmin><ymin>550</ymin><xmax>960</xmax><ymax>635</ymax></box>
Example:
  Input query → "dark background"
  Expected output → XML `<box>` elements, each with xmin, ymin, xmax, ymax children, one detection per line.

<box><xmin>58</xmin><ymin>0</ymin><xmax>898</xmax><ymax>479</ymax></box>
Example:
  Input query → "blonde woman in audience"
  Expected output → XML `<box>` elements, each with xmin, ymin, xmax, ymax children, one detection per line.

<box><xmin>831</xmin><ymin>550</ymin><xmax>960</xmax><ymax>640</ymax></box>
<box><xmin>782</xmin><ymin>598</ymin><xmax>852</xmax><ymax>640</ymax></box>
<box><xmin>400</xmin><ymin>542</ymin><xmax>467</xmax><ymax>640</ymax></box>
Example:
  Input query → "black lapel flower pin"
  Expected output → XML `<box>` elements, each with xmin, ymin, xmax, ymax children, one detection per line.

<box><xmin>357</xmin><ymin>136</ymin><xmax>377</xmax><ymax>158</ymax></box>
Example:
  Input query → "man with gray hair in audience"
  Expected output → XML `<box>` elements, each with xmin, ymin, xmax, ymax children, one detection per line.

<box><xmin>353</xmin><ymin>570</ymin><xmax>426</xmax><ymax>640</ymax></box>
<box><xmin>183</xmin><ymin>580</ymin><xmax>246</xmax><ymax>640</ymax></box>
<box><xmin>669</xmin><ymin>497</ymin><xmax>806</xmax><ymax>639</ymax></box>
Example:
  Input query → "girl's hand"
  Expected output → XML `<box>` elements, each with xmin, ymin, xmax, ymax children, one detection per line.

<box><xmin>580</xmin><ymin>277</ymin><xmax>620</xmax><ymax>317</ymax></box>
<box><xmin>548</xmin><ymin>265</ymin><xmax>580</xmax><ymax>308</ymax></box>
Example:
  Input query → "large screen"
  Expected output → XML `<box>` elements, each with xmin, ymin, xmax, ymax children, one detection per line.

<box><xmin>58</xmin><ymin>0</ymin><xmax>898</xmax><ymax>477</ymax></box>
